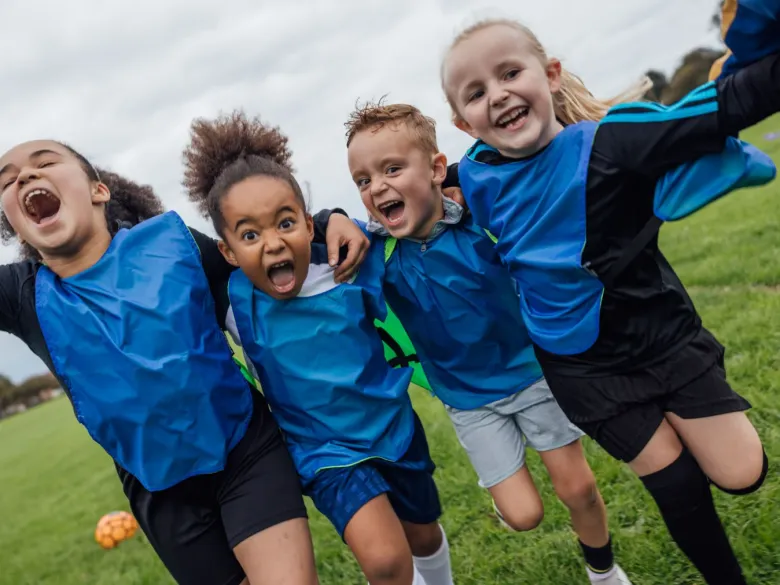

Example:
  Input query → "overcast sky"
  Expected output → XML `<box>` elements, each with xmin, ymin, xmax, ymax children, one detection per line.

<box><xmin>0</xmin><ymin>0</ymin><xmax>721</xmax><ymax>382</ymax></box>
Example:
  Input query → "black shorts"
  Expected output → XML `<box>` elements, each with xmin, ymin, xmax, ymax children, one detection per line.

<box><xmin>543</xmin><ymin>327</ymin><xmax>751</xmax><ymax>462</ymax></box>
<box><xmin>116</xmin><ymin>391</ymin><xmax>307</xmax><ymax>585</ymax></box>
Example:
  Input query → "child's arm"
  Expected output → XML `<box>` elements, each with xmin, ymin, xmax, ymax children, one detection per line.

<box><xmin>0</xmin><ymin>261</ymin><xmax>31</xmax><ymax>336</ymax></box>
<box><xmin>594</xmin><ymin>52</ymin><xmax>779</xmax><ymax>179</ymax></box>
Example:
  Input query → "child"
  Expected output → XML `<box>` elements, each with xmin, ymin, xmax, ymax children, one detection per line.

<box><xmin>0</xmin><ymin>140</ymin><xmax>368</xmax><ymax>585</ymax></box>
<box><xmin>181</xmin><ymin>110</ymin><xmax>455</xmax><ymax>585</ymax></box>
<box><xmin>345</xmin><ymin>101</ymin><xmax>631</xmax><ymax>585</ymax></box>
<box><xmin>440</xmin><ymin>18</ymin><xmax>779</xmax><ymax>585</ymax></box>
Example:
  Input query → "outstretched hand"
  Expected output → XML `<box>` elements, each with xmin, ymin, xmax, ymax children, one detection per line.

<box><xmin>326</xmin><ymin>213</ymin><xmax>369</xmax><ymax>283</ymax></box>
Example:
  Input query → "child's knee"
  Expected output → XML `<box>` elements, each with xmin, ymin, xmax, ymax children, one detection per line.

<box><xmin>495</xmin><ymin>499</ymin><xmax>544</xmax><ymax>532</ymax></box>
<box><xmin>361</xmin><ymin>545</ymin><xmax>413</xmax><ymax>583</ymax></box>
<box><xmin>553</xmin><ymin>472</ymin><xmax>599</xmax><ymax>511</ymax></box>
<box><xmin>711</xmin><ymin>449</ymin><xmax>769</xmax><ymax>495</ymax></box>
<box><xmin>405</xmin><ymin>523</ymin><xmax>442</xmax><ymax>558</ymax></box>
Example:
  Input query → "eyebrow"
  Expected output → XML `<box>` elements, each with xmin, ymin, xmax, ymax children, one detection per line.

<box><xmin>0</xmin><ymin>149</ymin><xmax>62</xmax><ymax>177</ymax></box>
<box><xmin>233</xmin><ymin>217</ymin><xmax>252</xmax><ymax>232</ymax></box>
<box><xmin>231</xmin><ymin>205</ymin><xmax>300</xmax><ymax>232</ymax></box>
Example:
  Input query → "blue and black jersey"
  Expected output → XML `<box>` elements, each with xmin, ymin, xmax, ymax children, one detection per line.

<box><xmin>0</xmin><ymin>209</ymin><xmax>338</xmax><ymax>489</ymax></box>
<box><xmin>456</xmin><ymin>52</ymin><xmax>779</xmax><ymax>377</ymax></box>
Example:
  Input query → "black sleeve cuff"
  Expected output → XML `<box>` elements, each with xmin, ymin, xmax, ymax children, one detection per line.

<box><xmin>443</xmin><ymin>163</ymin><xmax>460</xmax><ymax>189</ymax></box>
<box><xmin>311</xmin><ymin>208</ymin><xmax>349</xmax><ymax>243</ymax></box>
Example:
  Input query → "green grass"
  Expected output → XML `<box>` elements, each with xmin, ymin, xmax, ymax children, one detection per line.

<box><xmin>1</xmin><ymin>115</ymin><xmax>779</xmax><ymax>584</ymax></box>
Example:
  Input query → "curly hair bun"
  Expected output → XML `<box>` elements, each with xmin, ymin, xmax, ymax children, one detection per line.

<box><xmin>182</xmin><ymin>110</ymin><xmax>293</xmax><ymax>216</ymax></box>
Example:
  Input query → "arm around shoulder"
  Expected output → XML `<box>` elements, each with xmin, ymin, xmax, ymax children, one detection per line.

<box><xmin>0</xmin><ymin>260</ymin><xmax>34</xmax><ymax>336</ymax></box>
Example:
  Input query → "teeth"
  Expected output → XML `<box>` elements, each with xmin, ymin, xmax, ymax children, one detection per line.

<box><xmin>24</xmin><ymin>189</ymin><xmax>49</xmax><ymax>205</ymax></box>
<box><xmin>497</xmin><ymin>107</ymin><xmax>528</xmax><ymax>126</ymax></box>
<box><xmin>378</xmin><ymin>201</ymin><xmax>401</xmax><ymax>210</ymax></box>
<box><xmin>24</xmin><ymin>188</ymin><xmax>54</xmax><ymax>215</ymax></box>
<box><xmin>271</xmin><ymin>261</ymin><xmax>290</xmax><ymax>269</ymax></box>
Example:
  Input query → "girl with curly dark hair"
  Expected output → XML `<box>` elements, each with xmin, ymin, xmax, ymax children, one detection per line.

<box><xmin>0</xmin><ymin>138</ymin><xmax>370</xmax><ymax>585</ymax></box>
<box><xmin>182</xmin><ymin>110</ymin><xmax>453</xmax><ymax>585</ymax></box>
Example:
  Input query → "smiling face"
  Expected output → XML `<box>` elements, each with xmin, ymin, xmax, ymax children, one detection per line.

<box><xmin>217</xmin><ymin>175</ymin><xmax>314</xmax><ymax>299</ymax></box>
<box><xmin>348</xmin><ymin>122</ymin><xmax>447</xmax><ymax>239</ymax></box>
<box><xmin>0</xmin><ymin>140</ymin><xmax>109</xmax><ymax>258</ymax></box>
<box><xmin>443</xmin><ymin>24</ymin><xmax>563</xmax><ymax>158</ymax></box>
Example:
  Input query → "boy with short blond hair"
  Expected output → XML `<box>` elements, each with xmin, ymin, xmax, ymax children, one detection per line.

<box><xmin>346</xmin><ymin>101</ymin><xmax>631</xmax><ymax>585</ymax></box>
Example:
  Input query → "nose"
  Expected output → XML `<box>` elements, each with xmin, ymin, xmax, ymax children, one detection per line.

<box><xmin>488</xmin><ymin>84</ymin><xmax>510</xmax><ymax>108</ymax></box>
<box><xmin>262</xmin><ymin>231</ymin><xmax>286</xmax><ymax>255</ymax></box>
<box><xmin>369</xmin><ymin>176</ymin><xmax>389</xmax><ymax>199</ymax></box>
<box><xmin>17</xmin><ymin>166</ymin><xmax>41</xmax><ymax>186</ymax></box>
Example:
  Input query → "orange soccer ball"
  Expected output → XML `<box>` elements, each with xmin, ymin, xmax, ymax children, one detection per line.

<box><xmin>95</xmin><ymin>511</ymin><xmax>139</xmax><ymax>549</ymax></box>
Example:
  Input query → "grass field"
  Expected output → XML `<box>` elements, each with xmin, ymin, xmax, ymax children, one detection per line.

<box><xmin>1</xmin><ymin>116</ymin><xmax>779</xmax><ymax>585</ymax></box>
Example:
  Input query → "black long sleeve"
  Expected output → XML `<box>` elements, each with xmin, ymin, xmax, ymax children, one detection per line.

<box><xmin>594</xmin><ymin>52</ymin><xmax>780</xmax><ymax>179</ymax></box>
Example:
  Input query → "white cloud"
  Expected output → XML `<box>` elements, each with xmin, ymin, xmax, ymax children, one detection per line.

<box><xmin>0</xmin><ymin>0</ymin><xmax>720</xmax><ymax>381</ymax></box>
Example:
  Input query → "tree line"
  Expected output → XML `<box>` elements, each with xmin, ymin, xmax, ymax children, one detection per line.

<box><xmin>0</xmin><ymin>373</ymin><xmax>62</xmax><ymax>418</ymax></box>
<box><xmin>643</xmin><ymin>1</ymin><xmax>725</xmax><ymax>104</ymax></box>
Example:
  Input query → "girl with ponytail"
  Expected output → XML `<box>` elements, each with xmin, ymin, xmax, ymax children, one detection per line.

<box><xmin>441</xmin><ymin>17</ymin><xmax>779</xmax><ymax>585</ymax></box>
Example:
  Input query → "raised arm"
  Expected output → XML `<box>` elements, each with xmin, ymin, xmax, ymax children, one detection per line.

<box><xmin>594</xmin><ymin>52</ymin><xmax>780</xmax><ymax>179</ymax></box>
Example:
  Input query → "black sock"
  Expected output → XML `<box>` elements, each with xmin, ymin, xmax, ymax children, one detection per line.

<box><xmin>580</xmin><ymin>536</ymin><xmax>614</xmax><ymax>574</ymax></box>
<box><xmin>640</xmin><ymin>449</ymin><xmax>746</xmax><ymax>585</ymax></box>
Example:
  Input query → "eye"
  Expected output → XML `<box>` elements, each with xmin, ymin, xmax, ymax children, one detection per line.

<box><xmin>1</xmin><ymin>178</ymin><xmax>15</xmax><ymax>191</ymax></box>
<box><xmin>385</xmin><ymin>165</ymin><xmax>401</xmax><ymax>175</ymax></box>
<box><xmin>356</xmin><ymin>178</ymin><xmax>369</xmax><ymax>189</ymax></box>
<box><xmin>504</xmin><ymin>68</ymin><xmax>521</xmax><ymax>80</ymax></box>
<box><xmin>38</xmin><ymin>160</ymin><xmax>56</xmax><ymax>169</ymax></box>
<box><xmin>241</xmin><ymin>230</ymin><xmax>258</xmax><ymax>242</ymax></box>
<box><xmin>279</xmin><ymin>218</ymin><xmax>295</xmax><ymax>230</ymax></box>
<box><xmin>467</xmin><ymin>89</ymin><xmax>484</xmax><ymax>103</ymax></box>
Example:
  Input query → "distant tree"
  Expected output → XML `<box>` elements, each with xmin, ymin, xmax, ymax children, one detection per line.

<box><xmin>0</xmin><ymin>373</ymin><xmax>59</xmax><ymax>410</ymax></box>
<box><xmin>643</xmin><ymin>69</ymin><xmax>669</xmax><ymax>102</ymax></box>
<box><xmin>0</xmin><ymin>375</ymin><xmax>16</xmax><ymax>410</ymax></box>
<box><xmin>661</xmin><ymin>48</ymin><xmax>724</xmax><ymax>104</ymax></box>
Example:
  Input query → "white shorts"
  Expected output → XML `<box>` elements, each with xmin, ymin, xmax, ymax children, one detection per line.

<box><xmin>445</xmin><ymin>379</ymin><xmax>584</xmax><ymax>488</ymax></box>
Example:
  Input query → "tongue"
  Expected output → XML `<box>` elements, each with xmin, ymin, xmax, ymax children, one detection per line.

<box><xmin>31</xmin><ymin>195</ymin><xmax>61</xmax><ymax>222</ymax></box>
<box><xmin>269</xmin><ymin>264</ymin><xmax>295</xmax><ymax>288</ymax></box>
<box><xmin>386</xmin><ymin>203</ymin><xmax>404</xmax><ymax>223</ymax></box>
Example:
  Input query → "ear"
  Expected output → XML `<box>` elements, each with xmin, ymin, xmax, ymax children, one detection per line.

<box><xmin>453</xmin><ymin>115</ymin><xmax>479</xmax><ymax>140</ymax></box>
<box><xmin>92</xmin><ymin>182</ymin><xmax>111</xmax><ymax>204</ymax></box>
<box><xmin>547</xmin><ymin>58</ymin><xmax>563</xmax><ymax>94</ymax></box>
<box><xmin>305</xmin><ymin>213</ymin><xmax>314</xmax><ymax>242</ymax></box>
<box><xmin>431</xmin><ymin>152</ymin><xmax>448</xmax><ymax>187</ymax></box>
<box><xmin>217</xmin><ymin>240</ymin><xmax>240</xmax><ymax>267</ymax></box>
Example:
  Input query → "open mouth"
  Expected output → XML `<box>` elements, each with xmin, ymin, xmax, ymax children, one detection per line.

<box><xmin>377</xmin><ymin>200</ymin><xmax>405</xmax><ymax>226</ymax></box>
<box><xmin>496</xmin><ymin>106</ymin><xmax>529</xmax><ymax>130</ymax></box>
<box><xmin>267</xmin><ymin>260</ymin><xmax>297</xmax><ymax>294</ymax></box>
<box><xmin>23</xmin><ymin>188</ymin><xmax>61</xmax><ymax>225</ymax></box>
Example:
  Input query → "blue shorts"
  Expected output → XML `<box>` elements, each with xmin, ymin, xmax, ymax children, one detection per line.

<box><xmin>306</xmin><ymin>413</ymin><xmax>441</xmax><ymax>539</ymax></box>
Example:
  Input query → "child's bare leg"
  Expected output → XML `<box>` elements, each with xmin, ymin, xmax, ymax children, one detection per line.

<box><xmin>344</xmin><ymin>495</ymin><xmax>415</xmax><ymax>585</ymax></box>
<box><xmin>487</xmin><ymin>466</ymin><xmax>545</xmax><ymax>531</ymax></box>
<box><xmin>402</xmin><ymin>520</ymin><xmax>442</xmax><ymax>557</ymax></box>
<box><xmin>666</xmin><ymin>411</ymin><xmax>767</xmax><ymax>493</ymax></box>
<box><xmin>402</xmin><ymin>521</ymin><xmax>454</xmax><ymax>585</ymax></box>
<box><xmin>233</xmin><ymin>518</ymin><xmax>319</xmax><ymax>585</ymax></box>
<box><xmin>539</xmin><ymin>440</ymin><xmax>608</xmax><ymax>548</ymax></box>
